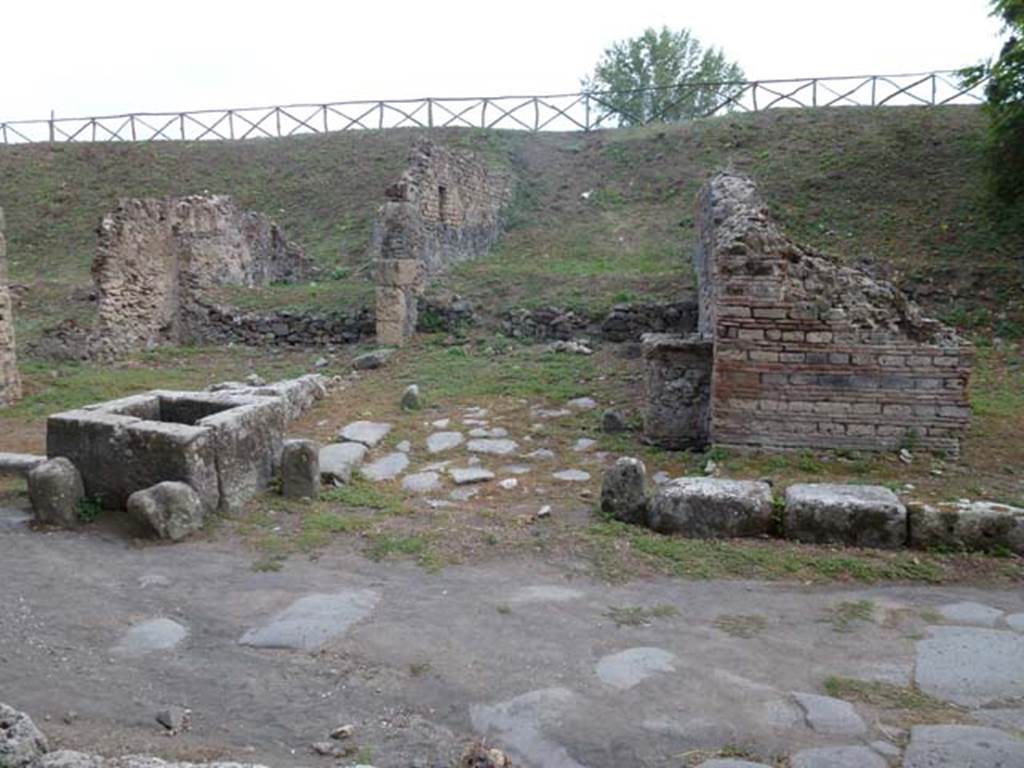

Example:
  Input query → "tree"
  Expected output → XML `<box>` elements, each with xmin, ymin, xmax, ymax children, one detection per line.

<box><xmin>582</xmin><ymin>27</ymin><xmax>745</xmax><ymax>127</ymax></box>
<box><xmin>961</xmin><ymin>0</ymin><xmax>1024</xmax><ymax>200</ymax></box>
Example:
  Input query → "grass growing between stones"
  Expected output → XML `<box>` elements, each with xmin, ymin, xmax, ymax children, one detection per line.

<box><xmin>604</xmin><ymin>604</ymin><xmax>679</xmax><ymax>627</ymax></box>
<box><xmin>823</xmin><ymin>600</ymin><xmax>876</xmax><ymax>632</ymax></box>
<box><xmin>823</xmin><ymin>676</ymin><xmax>972</xmax><ymax>727</ymax></box>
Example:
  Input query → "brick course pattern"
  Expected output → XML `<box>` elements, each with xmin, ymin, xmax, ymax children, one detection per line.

<box><xmin>86</xmin><ymin>195</ymin><xmax>309</xmax><ymax>358</ymax></box>
<box><xmin>374</xmin><ymin>141</ymin><xmax>513</xmax><ymax>345</ymax></box>
<box><xmin>693</xmin><ymin>172</ymin><xmax>971</xmax><ymax>454</ymax></box>
<box><xmin>0</xmin><ymin>207</ymin><xmax>21</xmax><ymax>405</ymax></box>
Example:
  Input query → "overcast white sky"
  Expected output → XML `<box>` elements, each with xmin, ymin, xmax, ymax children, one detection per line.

<box><xmin>2</xmin><ymin>1</ymin><xmax>1005</xmax><ymax>120</ymax></box>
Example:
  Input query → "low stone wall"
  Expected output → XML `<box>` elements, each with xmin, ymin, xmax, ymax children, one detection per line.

<box><xmin>647</xmin><ymin>172</ymin><xmax>972</xmax><ymax>455</ymax></box>
<box><xmin>374</xmin><ymin>141</ymin><xmax>514</xmax><ymax>345</ymax></box>
<box><xmin>80</xmin><ymin>195</ymin><xmax>309</xmax><ymax>358</ymax></box>
<box><xmin>502</xmin><ymin>299</ymin><xmax>698</xmax><ymax>342</ymax></box>
<box><xmin>0</xmin><ymin>207</ymin><xmax>21</xmax><ymax>405</ymax></box>
<box><xmin>642</xmin><ymin>334</ymin><xmax>712</xmax><ymax>449</ymax></box>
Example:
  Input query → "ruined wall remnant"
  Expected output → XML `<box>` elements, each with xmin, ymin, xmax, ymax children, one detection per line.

<box><xmin>0</xmin><ymin>207</ymin><xmax>22</xmax><ymax>405</ymax></box>
<box><xmin>374</xmin><ymin>141</ymin><xmax>514</xmax><ymax>345</ymax></box>
<box><xmin>88</xmin><ymin>195</ymin><xmax>308</xmax><ymax>357</ymax></box>
<box><xmin>645</xmin><ymin>172</ymin><xmax>972</xmax><ymax>455</ymax></box>
<box><xmin>642</xmin><ymin>334</ymin><xmax>712</xmax><ymax>449</ymax></box>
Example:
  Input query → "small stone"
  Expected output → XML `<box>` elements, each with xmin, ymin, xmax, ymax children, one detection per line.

<box><xmin>395</xmin><ymin>440</ymin><xmax>411</xmax><ymax>453</ymax></box>
<box><xmin>352</xmin><ymin>349</ymin><xmax>394</xmax><ymax>370</ymax></box>
<box><xmin>499</xmin><ymin>478</ymin><xmax>519</xmax><ymax>490</ymax></box>
<box><xmin>567</xmin><ymin>396</ymin><xmax>598</xmax><ymax>411</ymax></box>
<box><xmin>431</xmin><ymin>418</ymin><xmax>451</xmax><ymax>429</ymax></box>
<box><xmin>601</xmin><ymin>457</ymin><xmax>648</xmax><ymax>525</ymax></box>
<box><xmin>792</xmin><ymin>692</ymin><xmax>867</xmax><ymax>735</ymax></box>
<box><xmin>467</xmin><ymin>438</ymin><xmax>519</xmax><ymax>456</ymax></box>
<box><xmin>427</xmin><ymin>431</ymin><xmax>465</xmax><ymax>454</ymax></box>
<box><xmin>652</xmin><ymin>471</ymin><xmax>671</xmax><ymax>485</ymax></box>
<box><xmin>790</xmin><ymin>746</ymin><xmax>885</xmax><ymax>768</ymax></box>
<box><xmin>573</xmin><ymin>438</ymin><xmax>597</xmax><ymax>452</ymax></box>
<box><xmin>601</xmin><ymin>409</ymin><xmax>627</xmax><ymax>433</ymax></box>
<box><xmin>553</xmin><ymin>469</ymin><xmax>591</xmax><ymax>482</ymax></box>
<box><xmin>899</xmin><ymin>448</ymin><xmax>913</xmax><ymax>465</ymax></box>
<box><xmin>450</xmin><ymin>467</ymin><xmax>495</xmax><ymax>485</ymax></box>
<box><xmin>402</xmin><ymin>472</ymin><xmax>442</xmax><ymax>494</ymax></box>
<box><xmin>0</xmin><ymin>703</ymin><xmax>49</xmax><ymax>768</ymax></box>
<box><xmin>156</xmin><ymin>706</ymin><xmax>191</xmax><ymax>734</ymax></box>
<box><xmin>536</xmin><ymin>505</ymin><xmax>552</xmax><ymax>518</ymax></box>
<box><xmin>314</xmin><ymin>356</ymin><xmax>329</xmax><ymax>368</ymax></box>
<box><xmin>281</xmin><ymin>439</ymin><xmax>320</xmax><ymax>499</ymax></box>
<box><xmin>450</xmin><ymin>487</ymin><xmax>481</xmax><ymax>501</ymax></box>
<box><xmin>401</xmin><ymin>384</ymin><xmax>421</xmax><ymax>410</ymax></box>
<box><xmin>469</xmin><ymin>427</ymin><xmax>509</xmax><ymax>438</ymax></box>
<box><xmin>28</xmin><ymin>457</ymin><xmax>85</xmax><ymax>528</ymax></box>
<box><xmin>245</xmin><ymin>373</ymin><xmax>266</xmax><ymax>387</ymax></box>
<box><xmin>524</xmin><ymin>448</ymin><xmax>556</xmax><ymax>461</ymax></box>
<box><xmin>703</xmin><ymin>459</ymin><xmax>718</xmax><ymax>476</ymax></box>
<box><xmin>339</xmin><ymin>420</ymin><xmax>392</xmax><ymax>448</ymax></box>
<box><xmin>311</xmin><ymin>741</ymin><xmax>339</xmax><ymax>757</ymax></box>
<box><xmin>500</xmin><ymin>464</ymin><xmax>531</xmax><ymax>475</ymax></box>
<box><xmin>460</xmin><ymin>741</ymin><xmax>512</xmax><ymax>768</ymax></box>
<box><xmin>330</xmin><ymin>724</ymin><xmax>355</xmax><ymax>740</ymax></box>
<box><xmin>128</xmin><ymin>482</ymin><xmax>204</xmax><ymax>541</ymax></box>
<box><xmin>319</xmin><ymin>442</ymin><xmax>368</xmax><ymax>483</ymax></box>
<box><xmin>361</xmin><ymin>452</ymin><xmax>409</xmax><ymax>482</ymax></box>
<box><xmin>467</xmin><ymin>456</ymin><xmax>481</xmax><ymax>466</ymax></box>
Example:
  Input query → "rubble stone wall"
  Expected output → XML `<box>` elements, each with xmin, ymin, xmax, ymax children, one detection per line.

<box><xmin>89</xmin><ymin>195</ymin><xmax>308</xmax><ymax>357</ymax></box>
<box><xmin>0</xmin><ymin>207</ymin><xmax>22</xmax><ymax>405</ymax></box>
<box><xmin>374</xmin><ymin>141</ymin><xmax>513</xmax><ymax>344</ymax></box>
<box><xmin>696</xmin><ymin>172</ymin><xmax>972</xmax><ymax>454</ymax></box>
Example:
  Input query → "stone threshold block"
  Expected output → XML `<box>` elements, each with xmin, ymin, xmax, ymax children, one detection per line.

<box><xmin>647</xmin><ymin>476</ymin><xmax>773</xmax><ymax>538</ymax></box>
<box><xmin>784</xmin><ymin>483</ymin><xmax>907</xmax><ymax>549</ymax></box>
<box><xmin>908</xmin><ymin>499</ymin><xmax>1024</xmax><ymax>555</ymax></box>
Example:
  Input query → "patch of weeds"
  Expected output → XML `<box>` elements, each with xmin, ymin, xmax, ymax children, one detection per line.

<box><xmin>714</xmin><ymin>614</ymin><xmax>768</xmax><ymax>639</ymax></box>
<box><xmin>797</xmin><ymin>450</ymin><xmax>824</xmax><ymax>474</ymax></box>
<box><xmin>409</xmin><ymin>661</ymin><xmax>432</xmax><ymax>677</ymax></box>
<box><xmin>75</xmin><ymin>495</ymin><xmax>103</xmax><ymax>523</ymax></box>
<box><xmin>296</xmin><ymin>511</ymin><xmax>371</xmax><ymax>551</ymax></box>
<box><xmin>252</xmin><ymin>554</ymin><xmax>285</xmax><ymax>572</ymax></box>
<box><xmin>823</xmin><ymin>676</ymin><xmax>971</xmax><ymax>726</ymax></box>
<box><xmin>354</xmin><ymin>747</ymin><xmax>374</xmax><ymax>764</ymax></box>
<box><xmin>321</xmin><ymin>478</ymin><xmax>405</xmax><ymax>514</ymax></box>
<box><xmin>366</xmin><ymin>534</ymin><xmax>441</xmax><ymax>571</ymax></box>
<box><xmin>707</xmin><ymin>446</ymin><xmax>731</xmax><ymax>463</ymax></box>
<box><xmin>604</xmin><ymin>604</ymin><xmax>679</xmax><ymax>627</ymax></box>
<box><xmin>919</xmin><ymin>608</ymin><xmax>944</xmax><ymax>624</ymax></box>
<box><xmin>824</xmin><ymin>600</ymin><xmax>875</xmax><ymax>632</ymax></box>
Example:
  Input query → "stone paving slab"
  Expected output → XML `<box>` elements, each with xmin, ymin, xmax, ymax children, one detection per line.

<box><xmin>338</xmin><ymin>420</ymin><xmax>392</xmax><ymax>447</ymax></box>
<box><xmin>111</xmin><ymin>618</ymin><xmax>187</xmax><ymax>657</ymax></box>
<box><xmin>903</xmin><ymin>724</ymin><xmax>1024</xmax><ymax>767</ymax></box>
<box><xmin>360</xmin><ymin>452</ymin><xmax>409</xmax><ymax>482</ymax></box>
<box><xmin>239</xmin><ymin>590</ymin><xmax>379</xmax><ymax>651</ymax></box>
<box><xmin>915</xmin><ymin>625</ymin><xmax>1024</xmax><ymax>706</ymax></box>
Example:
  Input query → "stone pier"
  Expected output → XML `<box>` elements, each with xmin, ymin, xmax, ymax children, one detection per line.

<box><xmin>0</xmin><ymin>206</ymin><xmax>22</xmax><ymax>406</ymax></box>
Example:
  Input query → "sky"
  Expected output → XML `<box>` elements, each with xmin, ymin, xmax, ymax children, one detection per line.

<box><xmin>1</xmin><ymin>1</ymin><xmax>1006</xmax><ymax>121</ymax></box>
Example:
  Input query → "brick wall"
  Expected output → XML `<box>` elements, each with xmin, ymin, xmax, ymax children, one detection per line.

<box><xmin>0</xmin><ymin>207</ymin><xmax>22</xmax><ymax>405</ymax></box>
<box><xmin>374</xmin><ymin>140</ymin><xmax>514</xmax><ymax>345</ymax></box>
<box><xmin>696</xmin><ymin>173</ymin><xmax>971</xmax><ymax>454</ymax></box>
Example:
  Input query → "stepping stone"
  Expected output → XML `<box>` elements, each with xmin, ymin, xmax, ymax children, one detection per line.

<box><xmin>338</xmin><ymin>420</ymin><xmax>392</xmax><ymax>448</ymax></box>
<box><xmin>790</xmin><ymin>746</ymin><xmax>886</xmax><ymax>768</ymax></box>
<box><xmin>567</xmin><ymin>397</ymin><xmax>598</xmax><ymax>411</ymax></box>
<box><xmin>469</xmin><ymin>688</ymin><xmax>584</xmax><ymax>768</ymax></box>
<box><xmin>648</xmin><ymin>477</ymin><xmax>773</xmax><ymax>537</ymax></box>
<box><xmin>553</xmin><ymin>469</ymin><xmax>591</xmax><ymax>482</ymax></box>
<box><xmin>524</xmin><ymin>448</ymin><xmax>556</xmax><ymax>461</ymax></box>
<box><xmin>573</xmin><ymin>438</ymin><xmax>597</xmax><ymax>452</ymax></box>
<box><xmin>467</xmin><ymin>438</ymin><xmax>519</xmax><ymax>456</ymax></box>
<box><xmin>395</xmin><ymin>440</ymin><xmax>411</xmax><ymax>453</ymax></box>
<box><xmin>532</xmin><ymin>408</ymin><xmax>571</xmax><ymax>419</ymax></box>
<box><xmin>596</xmin><ymin>647</ymin><xmax>676</xmax><ymax>690</ymax></box>
<box><xmin>239</xmin><ymin>590</ymin><xmax>379</xmax><ymax>651</ymax></box>
<box><xmin>467</xmin><ymin>456</ymin><xmax>482</xmax><ymax>466</ymax></box>
<box><xmin>450</xmin><ymin>467</ymin><xmax>495</xmax><ymax>485</ymax></box>
<box><xmin>936</xmin><ymin>601</ymin><xmax>1004</xmax><ymax>627</ymax></box>
<box><xmin>509</xmin><ymin>586</ymin><xmax>583</xmax><ymax>604</ymax></box>
<box><xmin>915</xmin><ymin>626</ymin><xmax>1024</xmax><ymax>706</ymax></box>
<box><xmin>427</xmin><ymin>431</ymin><xmax>464</xmax><ymax>454</ymax></box>
<box><xmin>352</xmin><ymin>349</ymin><xmax>393</xmax><ymax>370</ymax></box>
<box><xmin>499</xmin><ymin>478</ymin><xmax>519</xmax><ymax>490</ymax></box>
<box><xmin>784</xmin><ymin>483</ymin><xmax>907</xmax><ymax>548</ymax></box>
<box><xmin>361</xmin><ymin>452</ymin><xmax>409</xmax><ymax>482</ymax></box>
<box><xmin>464</xmin><ymin>407</ymin><xmax>488</xmax><ymax>418</ymax></box>
<box><xmin>450</xmin><ymin>487</ymin><xmax>481</xmax><ymax>502</ymax></box>
<box><xmin>469</xmin><ymin>427</ymin><xmax>509</xmax><ymax>438</ymax></box>
<box><xmin>500</xmin><ymin>464</ymin><xmax>531</xmax><ymax>475</ymax></box>
<box><xmin>696</xmin><ymin>761</ymin><xmax>772</xmax><ymax>768</ymax></box>
<box><xmin>111</xmin><ymin>618</ymin><xmax>187</xmax><ymax>657</ymax></box>
<box><xmin>1007</xmin><ymin>613</ymin><xmax>1024</xmax><ymax>633</ymax></box>
<box><xmin>402</xmin><ymin>471</ymin><xmax>442</xmax><ymax>494</ymax></box>
<box><xmin>903</xmin><ymin>724</ymin><xmax>1024</xmax><ymax>767</ymax></box>
<box><xmin>792</xmin><ymin>692</ymin><xmax>866</xmax><ymax>735</ymax></box>
<box><xmin>431</xmin><ymin>418</ymin><xmax>451</xmax><ymax>429</ymax></box>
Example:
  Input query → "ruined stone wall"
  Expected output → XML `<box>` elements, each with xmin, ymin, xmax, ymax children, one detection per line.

<box><xmin>89</xmin><ymin>195</ymin><xmax>308</xmax><ymax>357</ymax></box>
<box><xmin>0</xmin><ymin>207</ymin><xmax>22</xmax><ymax>405</ymax></box>
<box><xmin>696</xmin><ymin>172</ymin><xmax>971</xmax><ymax>454</ymax></box>
<box><xmin>375</xmin><ymin>141</ymin><xmax>514</xmax><ymax>344</ymax></box>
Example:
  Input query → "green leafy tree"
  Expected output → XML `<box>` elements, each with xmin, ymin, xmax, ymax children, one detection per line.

<box><xmin>961</xmin><ymin>0</ymin><xmax>1024</xmax><ymax>200</ymax></box>
<box><xmin>583</xmin><ymin>26</ymin><xmax>745</xmax><ymax>127</ymax></box>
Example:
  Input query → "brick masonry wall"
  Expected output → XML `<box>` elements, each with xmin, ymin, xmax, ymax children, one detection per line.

<box><xmin>696</xmin><ymin>173</ymin><xmax>972</xmax><ymax>455</ymax></box>
<box><xmin>0</xmin><ymin>207</ymin><xmax>22</xmax><ymax>405</ymax></box>
<box><xmin>84</xmin><ymin>195</ymin><xmax>308</xmax><ymax>358</ymax></box>
<box><xmin>375</xmin><ymin>140</ymin><xmax>514</xmax><ymax>345</ymax></box>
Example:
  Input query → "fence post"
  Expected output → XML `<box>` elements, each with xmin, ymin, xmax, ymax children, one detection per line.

<box><xmin>584</xmin><ymin>91</ymin><xmax>591</xmax><ymax>131</ymax></box>
<box><xmin>533</xmin><ymin>97</ymin><xmax>539</xmax><ymax>131</ymax></box>
<box><xmin>427</xmin><ymin>98</ymin><xmax>433</xmax><ymax>128</ymax></box>
<box><xmin>180</xmin><ymin>113</ymin><xmax>186</xmax><ymax>140</ymax></box>
<box><xmin>49</xmin><ymin>110</ymin><xmax>55</xmax><ymax>142</ymax></box>
<box><xmin>275</xmin><ymin>107</ymin><xmax>282</xmax><ymax>137</ymax></box>
<box><xmin>812</xmin><ymin>79</ymin><xmax>818</xmax><ymax>107</ymax></box>
<box><xmin>931</xmin><ymin>73</ymin><xmax>937</xmax><ymax>105</ymax></box>
<box><xmin>482</xmin><ymin>99</ymin><xmax>488</xmax><ymax>128</ymax></box>
<box><xmin>323</xmin><ymin>105</ymin><xmax>329</xmax><ymax>133</ymax></box>
<box><xmin>871</xmin><ymin>76</ymin><xmax>877</xmax><ymax>106</ymax></box>
<box><xmin>130</xmin><ymin>115</ymin><xmax>137</xmax><ymax>141</ymax></box>
<box><xmin>752</xmin><ymin>83</ymin><xmax>758</xmax><ymax>111</ymax></box>
<box><xmin>379</xmin><ymin>102</ymin><xmax>384</xmax><ymax>129</ymax></box>
<box><xmin>228</xmin><ymin>110</ymin><xmax>235</xmax><ymax>140</ymax></box>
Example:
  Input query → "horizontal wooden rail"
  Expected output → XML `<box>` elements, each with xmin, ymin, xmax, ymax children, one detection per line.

<box><xmin>0</xmin><ymin>71</ymin><xmax>986</xmax><ymax>144</ymax></box>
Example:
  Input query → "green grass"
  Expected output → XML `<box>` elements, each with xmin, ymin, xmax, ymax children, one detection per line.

<box><xmin>824</xmin><ymin>600</ymin><xmax>875</xmax><ymax>632</ymax></box>
<box><xmin>823</xmin><ymin>676</ymin><xmax>971</xmax><ymax>726</ymax></box>
<box><xmin>604</xmin><ymin>604</ymin><xmax>679</xmax><ymax>627</ymax></box>
<box><xmin>320</xmin><ymin>477</ymin><xmax>406</xmax><ymax>514</ymax></box>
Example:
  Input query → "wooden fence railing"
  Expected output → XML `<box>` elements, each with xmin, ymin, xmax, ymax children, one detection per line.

<box><xmin>0</xmin><ymin>71</ymin><xmax>985</xmax><ymax>144</ymax></box>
